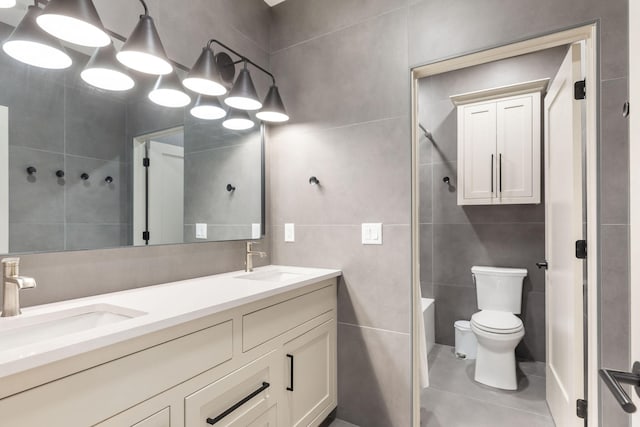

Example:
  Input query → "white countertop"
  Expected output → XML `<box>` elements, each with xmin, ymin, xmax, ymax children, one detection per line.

<box><xmin>0</xmin><ymin>265</ymin><xmax>341</xmax><ymax>380</ymax></box>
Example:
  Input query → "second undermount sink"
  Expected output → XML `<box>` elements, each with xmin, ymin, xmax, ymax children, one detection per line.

<box><xmin>0</xmin><ymin>304</ymin><xmax>146</xmax><ymax>353</ymax></box>
<box><xmin>236</xmin><ymin>268</ymin><xmax>305</xmax><ymax>283</ymax></box>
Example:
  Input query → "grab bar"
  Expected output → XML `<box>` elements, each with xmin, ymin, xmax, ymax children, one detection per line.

<box><xmin>206</xmin><ymin>381</ymin><xmax>270</xmax><ymax>425</ymax></box>
<box><xmin>599</xmin><ymin>362</ymin><xmax>640</xmax><ymax>414</ymax></box>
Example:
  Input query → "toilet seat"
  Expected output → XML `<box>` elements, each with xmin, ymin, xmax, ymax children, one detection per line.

<box><xmin>471</xmin><ymin>310</ymin><xmax>523</xmax><ymax>334</ymax></box>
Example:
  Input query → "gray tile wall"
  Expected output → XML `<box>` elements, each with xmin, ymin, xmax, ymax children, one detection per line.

<box><xmin>418</xmin><ymin>47</ymin><xmax>568</xmax><ymax>362</ymax></box>
<box><xmin>269</xmin><ymin>0</ymin><xmax>629</xmax><ymax>425</ymax></box>
<box><xmin>2</xmin><ymin>0</ymin><xmax>271</xmax><ymax>303</ymax></box>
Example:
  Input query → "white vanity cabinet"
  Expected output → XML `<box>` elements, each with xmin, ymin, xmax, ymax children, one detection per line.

<box><xmin>451</xmin><ymin>79</ymin><xmax>548</xmax><ymax>205</ymax></box>
<box><xmin>0</xmin><ymin>274</ymin><xmax>338</xmax><ymax>427</ymax></box>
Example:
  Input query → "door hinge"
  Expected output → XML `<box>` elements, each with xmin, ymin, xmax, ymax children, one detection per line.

<box><xmin>574</xmin><ymin>79</ymin><xmax>586</xmax><ymax>100</ymax></box>
<box><xmin>576</xmin><ymin>399</ymin><xmax>588</xmax><ymax>419</ymax></box>
<box><xmin>143</xmin><ymin>157</ymin><xmax>150</xmax><ymax>167</ymax></box>
<box><xmin>142</xmin><ymin>231</ymin><xmax>150</xmax><ymax>241</ymax></box>
<box><xmin>576</xmin><ymin>240</ymin><xmax>587</xmax><ymax>259</ymax></box>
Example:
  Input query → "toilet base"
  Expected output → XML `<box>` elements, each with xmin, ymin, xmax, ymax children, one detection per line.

<box><xmin>474</xmin><ymin>344</ymin><xmax>518</xmax><ymax>390</ymax></box>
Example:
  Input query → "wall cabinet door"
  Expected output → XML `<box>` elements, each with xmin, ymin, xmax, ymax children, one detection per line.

<box><xmin>282</xmin><ymin>319</ymin><xmax>336</xmax><ymax>427</ymax></box>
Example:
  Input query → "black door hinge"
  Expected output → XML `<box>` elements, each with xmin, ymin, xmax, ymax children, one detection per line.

<box><xmin>574</xmin><ymin>79</ymin><xmax>586</xmax><ymax>100</ymax></box>
<box><xmin>576</xmin><ymin>240</ymin><xmax>587</xmax><ymax>259</ymax></box>
<box><xmin>576</xmin><ymin>399</ymin><xmax>587</xmax><ymax>419</ymax></box>
<box><xmin>143</xmin><ymin>157</ymin><xmax>150</xmax><ymax>167</ymax></box>
<box><xmin>142</xmin><ymin>231</ymin><xmax>150</xmax><ymax>241</ymax></box>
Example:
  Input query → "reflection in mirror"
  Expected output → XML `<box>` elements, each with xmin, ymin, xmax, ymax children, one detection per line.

<box><xmin>0</xmin><ymin>10</ymin><xmax>264</xmax><ymax>255</ymax></box>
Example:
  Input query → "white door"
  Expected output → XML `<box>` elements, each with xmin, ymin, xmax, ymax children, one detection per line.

<box><xmin>544</xmin><ymin>43</ymin><xmax>585</xmax><ymax>427</ymax></box>
<box><xmin>458</xmin><ymin>102</ymin><xmax>497</xmax><ymax>203</ymax></box>
<box><xmin>0</xmin><ymin>106</ymin><xmax>8</xmax><ymax>254</ymax></box>
<box><xmin>496</xmin><ymin>95</ymin><xmax>536</xmax><ymax>201</ymax></box>
<box><xmin>148</xmin><ymin>141</ymin><xmax>184</xmax><ymax>245</ymax></box>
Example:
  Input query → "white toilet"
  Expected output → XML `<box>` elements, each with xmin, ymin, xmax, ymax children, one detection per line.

<box><xmin>470</xmin><ymin>265</ymin><xmax>527</xmax><ymax>390</ymax></box>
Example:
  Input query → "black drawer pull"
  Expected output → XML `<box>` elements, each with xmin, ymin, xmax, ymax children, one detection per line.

<box><xmin>206</xmin><ymin>381</ymin><xmax>270</xmax><ymax>425</ymax></box>
<box><xmin>286</xmin><ymin>354</ymin><xmax>294</xmax><ymax>391</ymax></box>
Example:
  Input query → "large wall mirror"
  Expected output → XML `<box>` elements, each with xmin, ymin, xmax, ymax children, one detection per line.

<box><xmin>0</xmin><ymin>6</ymin><xmax>265</xmax><ymax>255</ymax></box>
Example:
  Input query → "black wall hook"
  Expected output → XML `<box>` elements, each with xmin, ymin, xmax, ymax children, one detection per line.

<box><xmin>309</xmin><ymin>176</ymin><xmax>320</xmax><ymax>185</ymax></box>
<box><xmin>443</xmin><ymin>176</ymin><xmax>450</xmax><ymax>185</ymax></box>
<box><xmin>105</xmin><ymin>176</ymin><xmax>114</xmax><ymax>184</ymax></box>
<box><xmin>80</xmin><ymin>173</ymin><xmax>89</xmax><ymax>180</ymax></box>
<box><xmin>26</xmin><ymin>166</ymin><xmax>37</xmax><ymax>175</ymax></box>
<box><xmin>226</xmin><ymin>184</ymin><xmax>236</xmax><ymax>192</ymax></box>
<box><xmin>55</xmin><ymin>170</ymin><xmax>65</xmax><ymax>178</ymax></box>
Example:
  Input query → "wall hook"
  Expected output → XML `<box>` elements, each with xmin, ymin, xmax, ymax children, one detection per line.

<box><xmin>80</xmin><ymin>173</ymin><xmax>89</xmax><ymax>180</ymax></box>
<box><xmin>55</xmin><ymin>170</ymin><xmax>65</xmax><ymax>178</ymax></box>
<box><xmin>623</xmin><ymin>101</ymin><xmax>630</xmax><ymax>118</ymax></box>
<box><xmin>226</xmin><ymin>184</ymin><xmax>236</xmax><ymax>192</ymax></box>
<box><xmin>105</xmin><ymin>176</ymin><xmax>114</xmax><ymax>184</ymax></box>
<box><xmin>26</xmin><ymin>166</ymin><xmax>37</xmax><ymax>175</ymax></box>
<box><xmin>309</xmin><ymin>176</ymin><xmax>320</xmax><ymax>185</ymax></box>
<box><xmin>443</xmin><ymin>176</ymin><xmax>450</xmax><ymax>185</ymax></box>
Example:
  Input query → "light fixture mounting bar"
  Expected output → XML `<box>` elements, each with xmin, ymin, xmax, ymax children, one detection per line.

<box><xmin>207</xmin><ymin>39</ymin><xmax>275</xmax><ymax>84</ymax></box>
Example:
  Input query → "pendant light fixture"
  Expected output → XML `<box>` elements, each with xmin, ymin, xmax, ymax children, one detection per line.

<box><xmin>0</xmin><ymin>0</ymin><xmax>16</xmax><ymax>8</ymax></box>
<box><xmin>224</xmin><ymin>61</ymin><xmax>262</xmax><ymax>111</ymax></box>
<box><xmin>256</xmin><ymin>85</ymin><xmax>289</xmax><ymax>122</ymax></box>
<box><xmin>190</xmin><ymin>95</ymin><xmax>226</xmax><ymax>120</ymax></box>
<box><xmin>223</xmin><ymin>108</ymin><xmax>254</xmax><ymax>130</ymax></box>
<box><xmin>2</xmin><ymin>5</ymin><xmax>72</xmax><ymax>70</ymax></box>
<box><xmin>148</xmin><ymin>71</ymin><xmax>191</xmax><ymax>108</ymax></box>
<box><xmin>81</xmin><ymin>43</ymin><xmax>135</xmax><ymax>91</ymax></box>
<box><xmin>116</xmin><ymin>0</ymin><xmax>172</xmax><ymax>75</ymax></box>
<box><xmin>183</xmin><ymin>44</ymin><xmax>226</xmax><ymax>96</ymax></box>
<box><xmin>37</xmin><ymin>0</ymin><xmax>110</xmax><ymax>48</ymax></box>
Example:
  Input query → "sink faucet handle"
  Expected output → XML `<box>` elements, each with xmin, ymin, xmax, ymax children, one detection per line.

<box><xmin>2</xmin><ymin>257</ymin><xmax>21</xmax><ymax>277</ymax></box>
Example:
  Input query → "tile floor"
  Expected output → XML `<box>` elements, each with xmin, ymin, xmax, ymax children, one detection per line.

<box><xmin>329</xmin><ymin>419</ymin><xmax>359</xmax><ymax>427</ymax></box>
<box><xmin>421</xmin><ymin>344</ymin><xmax>555</xmax><ymax>427</ymax></box>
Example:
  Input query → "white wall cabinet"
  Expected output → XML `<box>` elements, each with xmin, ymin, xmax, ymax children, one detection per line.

<box><xmin>451</xmin><ymin>79</ymin><xmax>547</xmax><ymax>205</ymax></box>
<box><xmin>0</xmin><ymin>279</ymin><xmax>337</xmax><ymax>427</ymax></box>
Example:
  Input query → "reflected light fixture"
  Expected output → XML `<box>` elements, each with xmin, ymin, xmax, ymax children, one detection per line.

<box><xmin>81</xmin><ymin>43</ymin><xmax>135</xmax><ymax>91</ymax></box>
<box><xmin>37</xmin><ymin>0</ymin><xmax>110</xmax><ymax>48</ymax></box>
<box><xmin>190</xmin><ymin>95</ymin><xmax>226</xmax><ymax>120</ymax></box>
<box><xmin>224</xmin><ymin>61</ymin><xmax>262</xmax><ymax>111</ymax></box>
<box><xmin>183</xmin><ymin>44</ymin><xmax>226</xmax><ymax>96</ymax></box>
<box><xmin>256</xmin><ymin>85</ymin><xmax>289</xmax><ymax>122</ymax></box>
<box><xmin>2</xmin><ymin>5</ymin><xmax>72</xmax><ymax>69</ymax></box>
<box><xmin>116</xmin><ymin>0</ymin><xmax>172</xmax><ymax>75</ymax></box>
<box><xmin>223</xmin><ymin>108</ymin><xmax>254</xmax><ymax>130</ymax></box>
<box><xmin>0</xmin><ymin>0</ymin><xmax>16</xmax><ymax>8</ymax></box>
<box><xmin>148</xmin><ymin>71</ymin><xmax>191</xmax><ymax>108</ymax></box>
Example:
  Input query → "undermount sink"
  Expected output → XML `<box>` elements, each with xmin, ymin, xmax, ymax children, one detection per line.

<box><xmin>236</xmin><ymin>269</ymin><xmax>305</xmax><ymax>283</ymax></box>
<box><xmin>0</xmin><ymin>304</ymin><xmax>146</xmax><ymax>353</ymax></box>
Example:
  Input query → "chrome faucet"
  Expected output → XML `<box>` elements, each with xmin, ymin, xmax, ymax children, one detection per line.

<box><xmin>2</xmin><ymin>258</ymin><xmax>37</xmax><ymax>317</ymax></box>
<box><xmin>245</xmin><ymin>242</ymin><xmax>267</xmax><ymax>272</ymax></box>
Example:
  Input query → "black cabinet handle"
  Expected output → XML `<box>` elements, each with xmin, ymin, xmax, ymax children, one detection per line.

<box><xmin>599</xmin><ymin>363</ymin><xmax>640</xmax><ymax>414</ymax></box>
<box><xmin>286</xmin><ymin>354</ymin><xmax>294</xmax><ymax>391</ymax></box>
<box><xmin>206</xmin><ymin>381</ymin><xmax>270</xmax><ymax>425</ymax></box>
<box><xmin>490</xmin><ymin>154</ymin><xmax>494</xmax><ymax>193</ymax></box>
<box><xmin>499</xmin><ymin>153</ymin><xmax>503</xmax><ymax>193</ymax></box>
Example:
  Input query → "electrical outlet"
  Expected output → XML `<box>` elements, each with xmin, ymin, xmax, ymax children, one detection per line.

<box><xmin>196</xmin><ymin>223</ymin><xmax>207</xmax><ymax>239</ymax></box>
<box><xmin>361</xmin><ymin>223</ymin><xmax>382</xmax><ymax>245</ymax></box>
<box><xmin>284</xmin><ymin>223</ymin><xmax>295</xmax><ymax>242</ymax></box>
<box><xmin>252</xmin><ymin>223</ymin><xmax>261</xmax><ymax>239</ymax></box>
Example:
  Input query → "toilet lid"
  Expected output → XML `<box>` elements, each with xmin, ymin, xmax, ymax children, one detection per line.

<box><xmin>471</xmin><ymin>311</ymin><xmax>523</xmax><ymax>334</ymax></box>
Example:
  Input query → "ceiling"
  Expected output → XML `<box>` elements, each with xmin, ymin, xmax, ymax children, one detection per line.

<box><xmin>264</xmin><ymin>0</ymin><xmax>287</xmax><ymax>6</ymax></box>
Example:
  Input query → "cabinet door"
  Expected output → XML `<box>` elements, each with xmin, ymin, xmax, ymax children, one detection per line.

<box><xmin>496</xmin><ymin>95</ymin><xmax>540</xmax><ymax>203</ymax></box>
<box><xmin>282</xmin><ymin>319</ymin><xmax>336</xmax><ymax>427</ymax></box>
<box><xmin>132</xmin><ymin>407</ymin><xmax>171</xmax><ymax>427</ymax></box>
<box><xmin>458</xmin><ymin>102</ymin><xmax>497</xmax><ymax>204</ymax></box>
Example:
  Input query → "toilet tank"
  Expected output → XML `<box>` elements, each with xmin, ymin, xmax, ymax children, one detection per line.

<box><xmin>472</xmin><ymin>266</ymin><xmax>528</xmax><ymax>314</ymax></box>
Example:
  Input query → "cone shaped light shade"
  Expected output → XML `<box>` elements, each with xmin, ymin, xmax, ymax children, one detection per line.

<box><xmin>148</xmin><ymin>71</ymin><xmax>191</xmax><ymax>108</ymax></box>
<box><xmin>183</xmin><ymin>47</ymin><xmax>226</xmax><ymax>96</ymax></box>
<box><xmin>191</xmin><ymin>95</ymin><xmax>226</xmax><ymax>120</ymax></box>
<box><xmin>223</xmin><ymin>108</ymin><xmax>254</xmax><ymax>130</ymax></box>
<box><xmin>117</xmin><ymin>14</ymin><xmax>172</xmax><ymax>75</ymax></box>
<box><xmin>224</xmin><ymin>68</ymin><xmax>262</xmax><ymax>111</ymax></box>
<box><xmin>0</xmin><ymin>0</ymin><xmax>17</xmax><ymax>8</ymax></box>
<box><xmin>2</xmin><ymin>6</ymin><xmax>72</xmax><ymax>69</ymax></box>
<box><xmin>81</xmin><ymin>44</ymin><xmax>135</xmax><ymax>91</ymax></box>
<box><xmin>256</xmin><ymin>85</ymin><xmax>289</xmax><ymax>122</ymax></box>
<box><xmin>37</xmin><ymin>0</ymin><xmax>110</xmax><ymax>47</ymax></box>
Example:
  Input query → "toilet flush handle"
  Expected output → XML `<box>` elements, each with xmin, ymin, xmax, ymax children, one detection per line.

<box><xmin>536</xmin><ymin>261</ymin><xmax>548</xmax><ymax>270</ymax></box>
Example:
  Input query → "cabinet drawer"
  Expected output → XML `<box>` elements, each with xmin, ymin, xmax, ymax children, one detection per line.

<box><xmin>243</xmin><ymin>283</ymin><xmax>335</xmax><ymax>351</ymax></box>
<box><xmin>132</xmin><ymin>407</ymin><xmax>171</xmax><ymax>427</ymax></box>
<box><xmin>185</xmin><ymin>350</ymin><xmax>279</xmax><ymax>427</ymax></box>
<box><xmin>0</xmin><ymin>321</ymin><xmax>233</xmax><ymax>427</ymax></box>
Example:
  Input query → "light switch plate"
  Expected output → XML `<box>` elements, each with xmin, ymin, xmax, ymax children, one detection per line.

<box><xmin>284</xmin><ymin>223</ymin><xmax>295</xmax><ymax>242</ymax></box>
<box><xmin>252</xmin><ymin>223</ymin><xmax>261</xmax><ymax>239</ymax></box>
<box><xmin>362</xmin><ymin>223</ymin><xmax>382</xmax><ymax>245</ymax></box>
<box><xmin>196</xmin><ymin>223</ymin><xmax>207</xmax><ymax>239</ymax></box>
